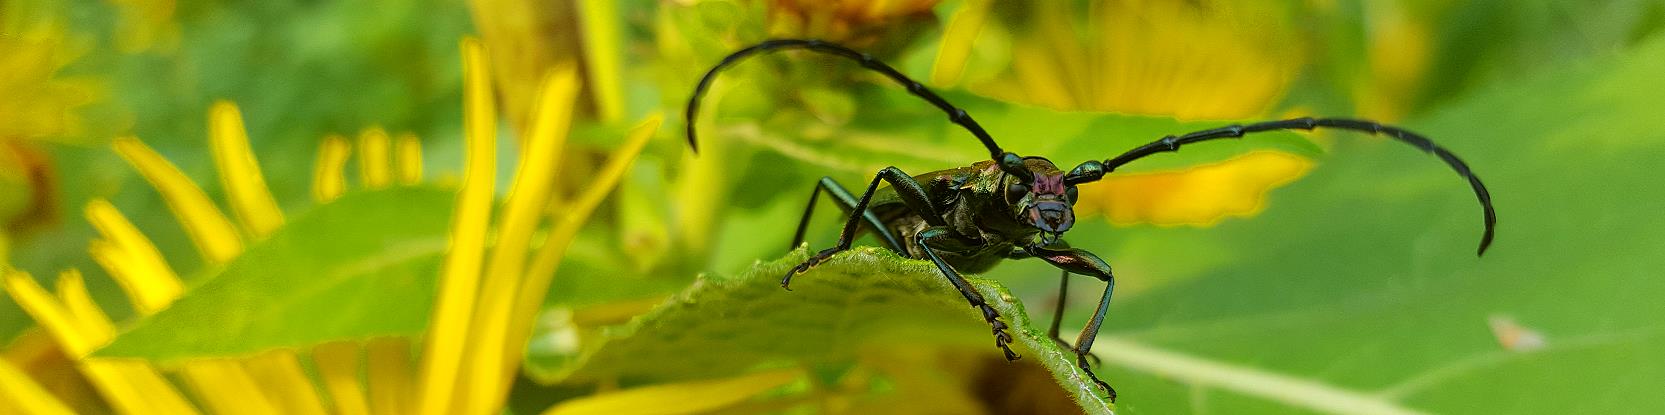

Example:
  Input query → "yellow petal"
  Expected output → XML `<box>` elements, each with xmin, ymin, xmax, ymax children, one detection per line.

<box><xmin>358</xmin><ymin>126</ymin><xmax>393</xmax><ymax>189</ymax></box>
<box><xmin>77</xmin><ymin>361</ymin><xmax>152</xmax><ymax>414</ymax></box>
<box><xmin>929</xmin><ymin>0</ymin><xmax>991</xmax><ymax>86</ymax></box>
<box><xmin>313</xmin><ymin>342</ymin><xmax>371</xmax><ymax>415</ymax></box>
<box><xmin>82</xmin><ymin>360</ymin><xmax>202</xmax><ymax>415</ymax></box>
<box><xmin>0</xmin><ymin>358</ymin><xmax>75</xmax><ymax>415</ymax></box>
<box><xmin>1077</xmin><ymin>151</ymin><xmax>1314</xmax><ymax>226</ymax></box>
<box><xmin>462</xmin><ymin>66</ymin><xmax>579</xmax><ymax>414</ymax></box>
<box><xmin>1006</xmin><ymin>38</ymin><xmax>1079</xmax><ymax>110</ymax></box>
<box><xmin>243</xmin><ymin>350</ymin><xmax>329</xmax><ymax>415</ymax></box>
<box><xmin>3</xmin><ymin>270</ymin><xmax>97</xmax><ymax>356</ymax></box>
<box><xmin>7</xmin><ymin>268</ymin><xmax>198</xmax><ymax>414</ymax></box>
<box><xmin>122</xmin><ymin>363</ymin><xmax>200</xmax><ymax>414</ymax></box>
<box><xmin>180</xmin><ymin>359</ymin><xmax>281</xmax><ymax>415</ymax></box>
<box><xmin>85</xmin><ymin>199</ymin><xmax>184</xmax><ymax>314</ymax></box>
<box><xmin>577</xmin><ymin>0</ymin><xmax>624</xmax><ymax>121</ymax></box>
<box><xmin>396</xmin><ymin>133</ymin><xmax>424</xmax><ymax>185</ymax></box>
<box><xmin>514</xmin><ymin>115</ymin><xmax>660</xmax><ymax>365</ymax></box>
<box><xmin>366</xmin><ymin>337</ymin><xmax>413</xmax><ymax>415</ymax></box>
<box><xmin>209</xmin><ymin>100</ymin><xmax>286</xmax><ymax>237</ymax></box>
<box><xmin>981</xmin><ymin>0</ymin><xmax>1297</xmax><ymax>120</ymax></box>
<box><xmin>53</xmin><ymin>269</ymin><xmax>113</xmax><ymax>345</ymax></box>
<box><xmin>540</xmin><ymin>368</ymin><xmax>803</xmax><ymax>415</ymax></box>
<box><xmin>312</xmin><ymin>134</ymin><xmax>353</xmax><ymax>203</ymax></box>
<box><xmin>416</xmin><ymin>37</ymin><xmax>498</xmax><ymax>415</ymax></box>
<box><xmin>113</xmin><ymin>136</ymin><xmax>244</xmax><ymax>263</ymax></box>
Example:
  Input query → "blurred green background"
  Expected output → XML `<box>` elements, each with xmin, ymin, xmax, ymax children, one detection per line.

<box><xmin>4</xmin><ymin>0</ymin><xmax>1665</xmax><ymax>413</ymax></box>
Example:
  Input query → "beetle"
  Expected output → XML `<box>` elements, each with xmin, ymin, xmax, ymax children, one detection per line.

<box><xmin>684</xmin><ymin>39</ymin><xmax>1496</xmax><ymax>402</ymax></box>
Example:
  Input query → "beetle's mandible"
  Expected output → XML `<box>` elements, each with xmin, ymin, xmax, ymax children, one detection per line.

<box><xmin>684</xmin><ymin>39</ymin><xmax>1497</xmax><ymax>403</ymax></box>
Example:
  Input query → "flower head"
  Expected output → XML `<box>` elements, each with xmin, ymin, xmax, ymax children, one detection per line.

<box><xmin>2</xmin><ymin>37</ymin><xmax>658</xmax><ymax>415</ymax></box>
<box><xmin>936</xmin><ymin>0</ymin><xmax>1316</xmax><ymax>226</ymax></box>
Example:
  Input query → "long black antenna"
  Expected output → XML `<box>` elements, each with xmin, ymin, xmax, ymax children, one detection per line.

<box><xmin>685</xmin><ymin>39</ymin><xmax>1009</xmax><ymax>162</ymax></box>
<box><xmin>1072</xmin><ymin>117</ymin><xmax>1496</xmax><ymax>256</ymax></box>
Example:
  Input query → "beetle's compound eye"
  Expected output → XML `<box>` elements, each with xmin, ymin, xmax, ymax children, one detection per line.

<box><xmin>1066</xmin><ymin>186</ymin><xmax>1079</xmax><ymax>204</ymax></box>
<box><xmin>998</xmin><ymin>152</ymin><xmax>1033</xmax><ymax>182</ymax></box>
<box><xmin>1005</xmin><ymin>183</ymin><xmax>1030</xmax><ymax>204</ymax></box>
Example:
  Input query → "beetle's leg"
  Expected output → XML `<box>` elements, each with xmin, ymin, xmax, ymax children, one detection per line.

<box><xmin>790</xmin><ymin>177</ymin><xmax>904</xmax><ymax>254</ymax></box>
<box><xmin>1024</xmin><ymin>245</ymin><xmax>1119</xmax><ymax>402</ymax></box>
<box><xmin>1048</xmin><ymin>270</ymin><xmax>1070</xmax><ymax>342</ymax></box>
<box><xmin>783</xmin><ymin>167</ymin><xmax>944</xmax><ymax>289</ymax></box>
<box><xmin>1008</xmin><ymin>246</ymin><xmax>1103</xmax><ymax>366</ymax></box>
<box><xmin>917</xmin><ymin>227</ymin><xmax>1020</xmax><ymax>361</ymax></box>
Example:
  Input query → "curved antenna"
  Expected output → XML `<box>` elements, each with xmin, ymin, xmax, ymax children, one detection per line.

<box><xmin>685</xmin><ymin>39</ymin><xmax>1020</xmax><ymax>173</ymax></box>
<box><xmin>1066</xmin><ymin>117</ymin><xmax>1496</xmax><ymax>256</ymax></box>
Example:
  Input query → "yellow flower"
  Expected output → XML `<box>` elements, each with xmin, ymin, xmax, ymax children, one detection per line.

<box><xmin>467</xmin><ymin>0</ymin><xmax>627</xmax><ymax>128</ymax></box>
<box><xmin>1</xmin><ymin>37</ymin><xmax>659</xmax><ymax>415</ymax></box>
<box><xmin>0</xmin><ymin>1</ymin><xmax>99</xmax><ymax>142</ymax></box>
<box><xmin>0</xmin><ymin>0</ymin><xmax>101</xmax><ymax>249</ymax></box>
<box><xmin>935</xmin><ymin>0</ymin><xmax>1317</xmax><ymax>227</ymax></box>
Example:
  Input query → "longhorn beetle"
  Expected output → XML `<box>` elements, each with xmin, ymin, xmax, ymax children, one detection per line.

<box><xmin>684</xmin><ymin>39</ymin><xmax>1496</xmax><ymax>402</ymax></box>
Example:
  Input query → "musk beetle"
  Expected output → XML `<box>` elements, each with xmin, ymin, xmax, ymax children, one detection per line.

<box><xmin>684</xmin><ymin>39</ymin><xmax>1497</xmax><ymax>402</ymax></box>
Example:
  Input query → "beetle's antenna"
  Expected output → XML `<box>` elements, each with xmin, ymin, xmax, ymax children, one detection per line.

<box><xmin>1069</xmin><ymin>117</ymin><xmax>1496</xmax><ymax>256</ymax></box>
<box><xmin>685</xmin><ymin>39</ymin><xmax>1031</xmax><ymax>179</ymax></box>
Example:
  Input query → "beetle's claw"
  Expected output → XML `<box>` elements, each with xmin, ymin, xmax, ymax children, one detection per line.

<box><xmin>782</xmin><ymin>248</ymin><xmax>843</xmax><ymax>290</ymax></box>
<box><xmin>1076</xmin><ymin>353</ymin><xmax>1117</xmax><ymax>402</ymax></box>
<box><xmin>977</xmin><ymin>304</ymin><xmax>1020</xmax><ymax>361</ymax></box>
<box><xmin>780</xmin><ymin>265</ymin><xmax>800</xmax><ymax>290</ymax></box>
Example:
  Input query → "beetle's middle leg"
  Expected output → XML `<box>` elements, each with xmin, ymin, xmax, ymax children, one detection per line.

<box><xmin>790</xmin><ymin>177</ymin><xmax>904</xmax><ymax>253</ymax></box>
<box><xmin>783</xmin><ymin>166</ymin><xmax>944</xmax><ymax>288</ymax></box>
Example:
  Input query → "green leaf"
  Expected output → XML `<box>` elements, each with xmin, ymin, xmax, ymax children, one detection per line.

<box><xmin>95</xmin><ymin>187</ymin><xmax>453</xmax><ymax>362</ymax></box>
<box><xmin>1008</xmin><ymin>32</ymin><xmax>1665</xmax><ymax>414</ymax></box>
<box><xmin>527</xmin><ymin>247</ymin><xmax>1116</xmax><ymax>414</ymax></box>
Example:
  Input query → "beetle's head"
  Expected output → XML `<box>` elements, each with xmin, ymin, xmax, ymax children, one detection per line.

<box><xmin>999</xmin><ymin>156</ymin><xmax>1078</xmax><ymax>246</ymax></box>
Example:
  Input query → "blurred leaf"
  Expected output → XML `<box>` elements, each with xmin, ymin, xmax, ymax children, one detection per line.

<box><xmin>95</xmin><ymin>187</ymin><xmax>452</xmax><ymax>362</ymax></box>
<box><xmin>1033</xmin><ymin>31</ymin><xmax>1665</xmax><ymax>414</ymax></box>
<box><xmin>526</xmin><ymin>247</ymin><xmax>1115</xmax><ymax>414</ymax></box>
<box><xmin>1423</xmin><ymin>0</ymin><xmax>1665</xmax><ymax>106</ymax></box>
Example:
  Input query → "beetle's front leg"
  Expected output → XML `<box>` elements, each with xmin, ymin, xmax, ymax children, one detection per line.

<box><xmin>1008</xmin><ymin>246</ymin><xmax>1082</xmax><ymax>352</ymax></box>
<box><xmin>1024</xmin><ymin>245</ymin><xmax>1119</xmax><ymax>402</ymax></box>
<box><xmin>783</xmin><ymin>166</ymin><xmax>945</xmax><ymax>289</ymax></box>
<box><xmin>917</xmin><ymin>227</ymin><xmax>1019</xmax><ymax>361</ymax></box>
<box><xmin>1013</xmin><ymin>246</ymin><xmax>1105</xmax><ymax>367</ymax></box>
